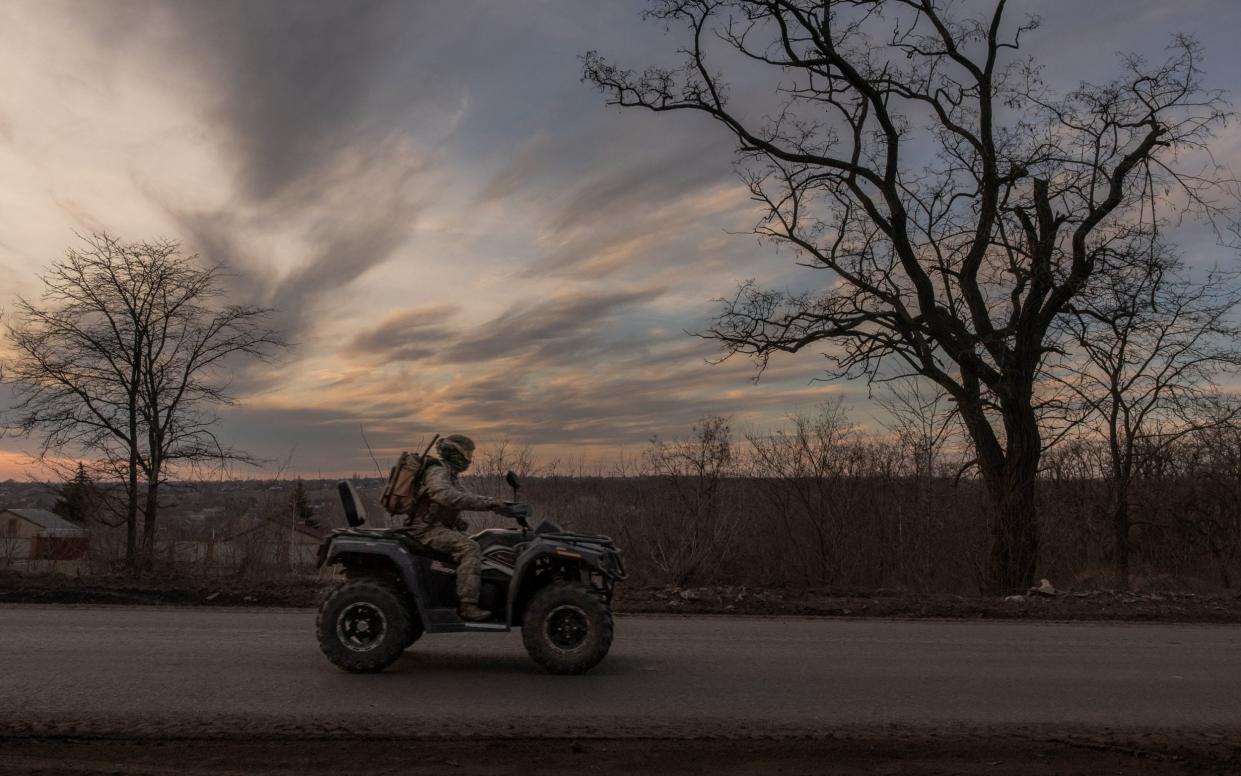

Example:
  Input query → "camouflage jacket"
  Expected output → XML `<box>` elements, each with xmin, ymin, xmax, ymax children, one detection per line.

<box><xmin>406</xmin><ymin>460</ymin><xmax>502</xmax><ymax>531</ymax></box>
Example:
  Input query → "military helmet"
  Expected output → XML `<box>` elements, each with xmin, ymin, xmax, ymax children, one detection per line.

<box><xmin>437</xmin><ymin>434</ymin><xmax>476</xmax><ymax>471</ymax></box>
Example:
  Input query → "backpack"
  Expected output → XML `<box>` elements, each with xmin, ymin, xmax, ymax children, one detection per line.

<box><xmin>380</xmin><ymin>452</ymin><xmax>439</xmax><ymax>515</ymax></box>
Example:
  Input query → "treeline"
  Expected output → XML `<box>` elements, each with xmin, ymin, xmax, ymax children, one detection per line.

<box><xmin>24</xmin><ymin>404</ymin><xmax>1241</xmax><ymax>593</ymax></box>
<box><xmin>14</xmin><ymin>396</ymin><xmax>1241</xmax><ymax>593</ymax></box>
<box><xmin>460</xmin><ymin>408</ymin><xmax>1241</xmax><ymax>594</ymax></box>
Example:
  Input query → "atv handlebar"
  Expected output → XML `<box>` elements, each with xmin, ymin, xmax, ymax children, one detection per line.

<box><xmin>495</xmin><ymin>501</ymin><xmax>532</xmax><ymax>529</ymax></box>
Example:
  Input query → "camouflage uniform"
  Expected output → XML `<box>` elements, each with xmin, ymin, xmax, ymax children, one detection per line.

<box><xmin>405</xmin><ymin>438</ymin><xmax>504</xmax><ymax>610</ymax></box>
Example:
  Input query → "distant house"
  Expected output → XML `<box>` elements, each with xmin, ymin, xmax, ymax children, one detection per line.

<box><xmin>0</xmin><ymin>508</ymin><xmax>89</xmax><ymax>572</ymax></box>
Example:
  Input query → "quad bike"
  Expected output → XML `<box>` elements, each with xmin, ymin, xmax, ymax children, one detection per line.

<box><xmin>315</xmin><ymin>471</ymin><xmax>626</xmax><ymax>674</ymax></box>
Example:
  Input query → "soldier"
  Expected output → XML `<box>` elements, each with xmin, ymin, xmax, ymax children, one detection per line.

<box><xmin>405</xmin><ymin>434</ymin><xmax>525</xmax><ymax>622</ymax></box>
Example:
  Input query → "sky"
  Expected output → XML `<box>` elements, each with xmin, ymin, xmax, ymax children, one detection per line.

<box><xmin>0</xmin><ymin>0</ymin><xmax>1239</xmax><ymax>479</ymax></box>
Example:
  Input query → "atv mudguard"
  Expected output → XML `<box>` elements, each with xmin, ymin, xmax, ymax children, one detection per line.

<box><xmin>506</xmin><ymin>538</ymin><xmax>614</xmax><ymax>624</ymax></box>
<box><xmin>320</xmin><ymin>534</ymin><xmax>442</xmax><ymax>632</ymax></box>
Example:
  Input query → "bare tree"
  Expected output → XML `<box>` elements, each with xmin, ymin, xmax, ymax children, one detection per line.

<box><xmin>475</xmin><ymin>440</ymin><xmax>540</xmax><ymax>482</ymax></box>
<box><xmin>642</xmin><ymin>416</ymin><xmax>740</xmax><ymax>584</ymax></box>
<box><xmin>1060</xmin><ymin>256</ymin><xmax>1241</xmax><ymax>586</ymax></box>
<box><xmin>1177</xmin><ymin>422</ymin><xmax>1241</xmax><ymax>587</ymax></box>
<box><xmin>134</xmin><ymin>243</ymin><xmax>284</xmax><ymax>564</ymax></box>
<box><xmin>585</xmin><ymin>1</ymin><xmax>1233</xmax><ymax>592</ymax></box>
<box><xmin>5</xmin><ymin>235</ymin><xmax>157</xmax><ymax>567</ymax></box>
<box><xmin>746</xmin><ymin>399</ymin><xmax>859</xmax><ymax>584</ymax></box>
<box><xmin>876</xmin><ymin>378</ymin><xmax>960</xmax><ymax>480</ymax></box>
<box><xmin>2</xmin><ymin>233</ymin><xmax>283</xmax><ymax>570</ymax></box>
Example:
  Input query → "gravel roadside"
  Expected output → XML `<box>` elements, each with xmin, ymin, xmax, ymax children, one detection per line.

<box><xmin>3</xmin><ymin>572</ymin><xmax>1240</xmax><ymax>623</ymax></box>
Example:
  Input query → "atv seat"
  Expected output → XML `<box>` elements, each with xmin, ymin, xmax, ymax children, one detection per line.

<box><xmin>330</xmin><ymin>526</ymin><xmax>456</xmax><ymax>565</ymax></box>
<box><xmin>334</xmin><ymin>482</ymin><xmax>455</xmax><ymax>564</ymax></box>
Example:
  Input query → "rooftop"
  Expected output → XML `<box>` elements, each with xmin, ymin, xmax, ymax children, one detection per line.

<box><xmin>2</xmin><ymin>508</ymin><xmax>89</xmax><ymax>537</ymax></box>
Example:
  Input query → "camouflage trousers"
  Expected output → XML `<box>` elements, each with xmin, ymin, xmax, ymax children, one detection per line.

<box><xmin>407</xmin><ymin>522</ymin><xmax>481</xmax><ymax>604</ymax></box>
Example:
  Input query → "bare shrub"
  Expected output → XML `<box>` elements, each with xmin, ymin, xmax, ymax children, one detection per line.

<box><xmin>635</xmin><ymin>417</ymin><xmax>741</xmax><ymax>585</ymax></box>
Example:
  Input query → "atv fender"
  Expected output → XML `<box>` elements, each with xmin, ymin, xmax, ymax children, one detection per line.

<box><xmin>322</xmin><ymin>536</ymin><xmax>432</xmax><ymax>631</ymax></box>
<box><xmin>506</xmin><ymin>542</ymin><xmax>605</xmax><ymax>624</ymax></box>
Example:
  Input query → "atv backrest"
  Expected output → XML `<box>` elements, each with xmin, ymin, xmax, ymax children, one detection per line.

<box><xmin>338</xmin><ymin>481</ymin><xmax>368</xmax><ymax>527</ymax></box>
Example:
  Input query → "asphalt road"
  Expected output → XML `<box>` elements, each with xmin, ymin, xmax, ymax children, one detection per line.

<box><xmin>1</xmin><ymin>604</ymin><xmax>1239</xmax><ymax>739</ymax></box>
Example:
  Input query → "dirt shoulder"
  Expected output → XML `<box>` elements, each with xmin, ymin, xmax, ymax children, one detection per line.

<box><xmin>2</xmin><ymin>571</ymin><xmax>1241</xmax><ymax>622</ymax></box>
<box><xmin>0</xmin><ymin>571</ymin><xmax>325</xmax><ymax>608</ymax></box>
<box><xmin>2</xmin><ymin>732</ymin><xmax>1238</xmax><ymax>776</ymax></box>
<box><xmin>618</xmin><ymin>583</ymin><xmax>1241</xmax><ymax>623</ymax></box>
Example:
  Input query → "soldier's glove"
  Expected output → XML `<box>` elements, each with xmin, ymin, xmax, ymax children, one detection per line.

<box><xmin>495</xmin><ymin>501</ymin><xmax>532</xmax><ymax>526</ymax></box>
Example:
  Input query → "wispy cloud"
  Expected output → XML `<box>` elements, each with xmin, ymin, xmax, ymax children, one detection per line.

<box><xmin>345</xmin><ymin>305</ymin><xmax>462</xmax><ymax>363</ymax></box>
<box><xmin>445</xmin><ymin>288</ymin><xmax>659</xmax><ymax>364</ymax></box>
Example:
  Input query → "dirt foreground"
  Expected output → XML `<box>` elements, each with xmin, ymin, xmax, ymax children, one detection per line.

<box><xmin>2</xmin><ymin>731</ymin><xmax>1239</xmax><ymax>776</ymax></box>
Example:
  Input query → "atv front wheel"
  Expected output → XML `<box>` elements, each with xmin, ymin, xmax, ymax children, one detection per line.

<box><xmin>521</xmin><ymin>583</ymin><xmax>613</xmax><ymax>674</ymax></box>
<box><xmin>317</xmin><ymin>578</ymin><xmax>413</xmax><ymax>673</ymax></box>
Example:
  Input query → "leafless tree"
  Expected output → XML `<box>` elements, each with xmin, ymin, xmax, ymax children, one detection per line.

<box><xmin>475</xmin><ymin>440</ymin><xmax>540</xmax><ymax>482</ymax></box>
<box><xmin>1059</xmin><ymin>255</ymin><xmax>1241</xmax><ymax>586</ymax></box>
<box><xmin>4</xmin><ymin>235</ymin><xmax>154</xmax><ymax>567</ymax></box>
<box><xmin>470</xmin><ymin>440</ymin><xmax>543</xmax><ymax>528</ymax></box>
<box><xmin>876</xmin><ymin>378</ymin><xmax>960</xmax><ymax>479</ymax></box>
<box><xmin>1177</xmin><ymin>422</ymin><xmax>1241</xmax><ymax>587</ymax></box>
<box><xmin>2</xmin><ymin>233</ymin><xmax>284</xmax><ymax>570</ymax></box>
<box><xmin>643</xmin><ymin>416</ymin><xmax>740</xmax><ymax>584</ymax></box>
<box><xmin>585</xmin><ymin>1</ymin><xmax>1234</xmax><ymax>592</ymax></box>
<box><xmin>746</xmin><ymin>399</ymin><xmax>859</xmax><ymax>583</ymax></box>
<box><xmin>133</xmin><ymin>241</ymin><xmax>284</xmax><ymax>565</ymax></box>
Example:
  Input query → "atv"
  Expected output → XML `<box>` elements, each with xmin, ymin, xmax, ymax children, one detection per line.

<box><xmin>315</xmin><ymin>471</ymin><xmax>626</xmax><ymax>674</ymax></box>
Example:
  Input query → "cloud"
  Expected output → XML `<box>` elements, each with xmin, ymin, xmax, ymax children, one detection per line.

<box><xmin>145</xmin><ymin>1</ymin><xmax>441</xmax><ymax>202</ymax></box>
<box><xmin>476</xmin><ymin>110</ymin><xmax>745</xmax><ymax>279</ymax></box>
<box><xmin>9</xmin><ymin>0</ymin><xmax>1236</xmax><ymax>481</ymax></box>
<box><xmin>476</xmin><ymin>134</ymin><xmax>553</xmax><ymax>205</ymax></box>
<box><xmin>416</xmin><ymin>341</ymin><xmax>846</xmax><ymax>450</ymax></box>
<box><xmin>340</xmin><ymin>288</ymin><xmax>667</xmax><ymax>370</ymax></box>
<box><xmin>345</xmin><ymin>305</ymin><xmax>462</xmax><ymax>363</ymax></box>
<box><xmin>213</xmin><ymin>404</ymin><xmax>436</xmax><ymax>476</ymax></box>
<box><xmin>445</xmin><ymin>287</ymin><xmax>660</xmax><ymax>364</ymax></box>
<box><xmin>44</xmin><ymin>1</ymin><xmax>452</xmax><ymax>345</ymax></box>
<box><xmin>547</xmin><ymin>138</ymin><xmax>730</xmax><ymax>238</ymax></box>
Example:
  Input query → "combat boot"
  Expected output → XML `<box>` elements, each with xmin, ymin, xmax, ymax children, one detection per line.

<box><xmin>458</xmin><ymin>602</ymin><xmax>491</xmax><ymax>622</ymax></box>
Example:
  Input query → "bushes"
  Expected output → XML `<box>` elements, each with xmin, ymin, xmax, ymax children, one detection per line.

<box><xmin>482</xmin><ymin>412</ymin><xmax>1241</xmax><ymax>594</ymax></box>
<box><xmin>50</xmin><ymin>409</ymin><xmax>1241</xmax><ymax>595</ymax></box>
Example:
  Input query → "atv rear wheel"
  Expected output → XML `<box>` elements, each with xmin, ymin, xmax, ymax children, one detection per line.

<box><xmin>317</xmin><ymin>578</ymin><xmax>413</xmax><ymax>673</ymax></box>
<box><xmin>521</xmin><ymin>583</ymin><xmax>613</xmax><ymax>674</ymax></box>
<box><xmin>403</xmin><ymin>614</ymin><xmax>425</xmax><ymax>649</ymax></box>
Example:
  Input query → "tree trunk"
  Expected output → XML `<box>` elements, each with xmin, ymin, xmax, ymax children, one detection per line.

<box><xmin>126</xmin><ymin>384</ymin><xmax>139</xmax><ymax>573</ymax></box>
<box><xmin>143</xmin><ymin>476</ymin><xmax>160</xmax><ymax>569</ymax></box>
<box><xmin>964</xmin><ymin>398</ymin><xmax>1041</xmax><ymax>597</ymax></box>
<box><xmin>985</xmin><ymin>408</ymin><xmax>1042</xmax><ymax>595</ymax></box>
<box><xmin>985</xmin><ymin>462</ymin><xmax>1040</xmax><ymax>595</ymax></box>
<box><xmin>125</xmin><ymin>453</ymin><xmax>138</xmax><ymax>574</ymax></box>
<box><xmin>126</xmin><ymin>334</ymin><xmax>142</xmax><ymax>574</ymax></box>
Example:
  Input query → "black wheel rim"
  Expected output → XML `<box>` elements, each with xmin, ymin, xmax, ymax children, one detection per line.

<box><xmin>336</xmin><ymin>602</ymin><xmax>388</xmax><ymax>652</ymax></box>
<box><xmin>545</xmin><ymin>604</ymin><xmax>589</xmax><ymax>651</ymax></box>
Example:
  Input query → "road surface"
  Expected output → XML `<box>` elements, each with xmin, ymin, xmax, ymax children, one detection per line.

<box><xmin>1</xmin><ymin>603</ymin><xmax>1238</xmax><ymax>740</ymax></box>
